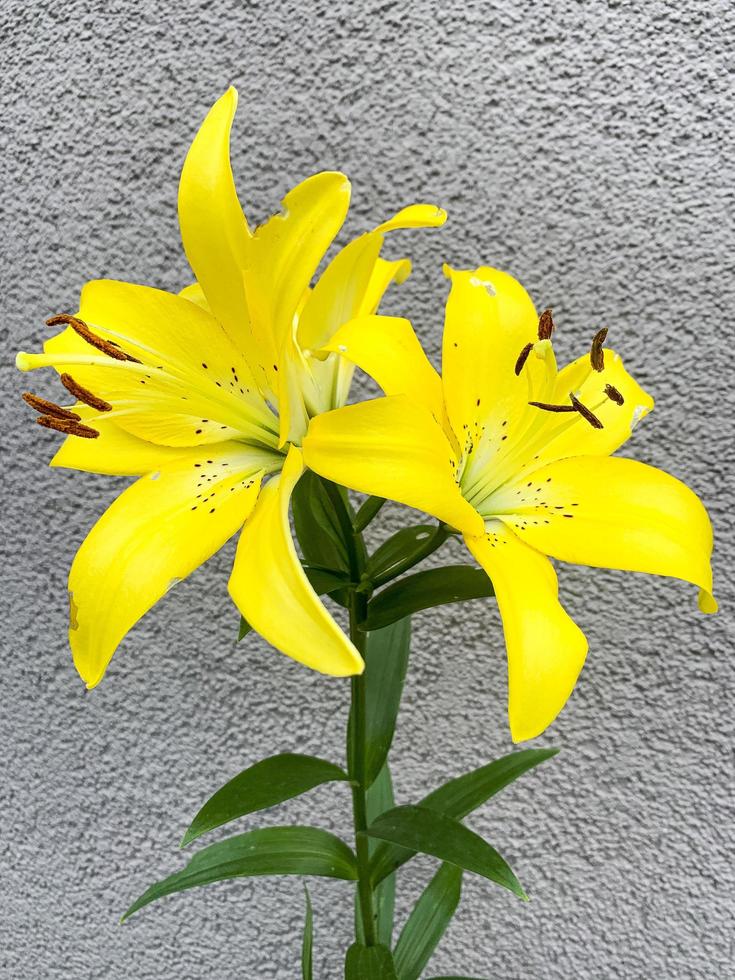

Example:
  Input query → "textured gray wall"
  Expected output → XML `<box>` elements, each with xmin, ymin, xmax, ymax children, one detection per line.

<box><xmin>2</xmin><ymin>1</ymin><xmax>733</xmax><ymax>977</ymax></box>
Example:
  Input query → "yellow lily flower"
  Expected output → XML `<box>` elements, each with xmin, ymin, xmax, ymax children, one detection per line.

<box><xmin>16</xmin><ymin>88</ymin><xmax>446</xmax><ymax>689</ymax></box>
<box><xmin>302</xmin><ymin>265</ymin><xmax>717</xmax><ymax>741</ymax></box>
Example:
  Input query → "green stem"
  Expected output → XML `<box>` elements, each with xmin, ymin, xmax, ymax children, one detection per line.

<box><xmin>349</xmin><ymin>590</ymin><xmax>377</xmax><ymax>947</ymax></box>
<box><xmin>320</xmin><ymin>475</ymin><xmax>378</xmax><ymax>945</ymax></box>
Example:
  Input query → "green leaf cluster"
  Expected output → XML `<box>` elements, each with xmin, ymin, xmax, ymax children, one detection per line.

<box><xmin>123</xmin><ymin>475</ymin><xmax>559</xmax><ymax>978</ymax></box>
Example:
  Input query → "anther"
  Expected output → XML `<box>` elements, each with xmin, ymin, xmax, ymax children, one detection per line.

<box><xmin>515</xmin><ymin>342</ymin><xmax>534</xmax><ymax>376</ymax></box>
<box><xmin>59</xmin><ymin>373</ymin><xmax>112</xmax><ymax>411</ymax></box>
<box><xmin>528</xmin><ymin>400</ymin><xmax>576</xmax><ymax>413</ymax></box>
<box><xmin>22</xmin><ymin>392</ymin><xmax>80</xmax><ymax>421</ymax></box>
<box><xmin>590</xmin><ymin>328</ymin><xmax>608</xmax><ymax>372</ymax></box>
<box><xmin>604</xmin><ymin>383</ymin><xmax>624</xmax><ymax>406</ymax></box>
<box><xmin>570</xmin><ymin>392</ymin><xmax>604</xmax><ymax>429</ymax></box>
<box><xmin>537</xmin><ymin>308</ymin><xmax>555</xmax><ymax>340</ymax></box>
<box><xmin>46</xmin><ymin>314</ymin><xmax>141</xmax><ymax>363</ymax></box>
<box><xmin>36</xmin><ymin>415</ymin><xmax>99</xmax><ymax>439</ymax></box>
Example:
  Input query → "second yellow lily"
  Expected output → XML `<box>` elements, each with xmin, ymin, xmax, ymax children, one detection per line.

<box><xmin>303</xmin><ymin>266</ymin><xmax>717</xmax><ymax>740</ymax></box>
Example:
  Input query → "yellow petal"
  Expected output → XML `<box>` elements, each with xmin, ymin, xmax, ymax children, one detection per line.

<box><xmin>441</xmin><ymin>265</ymin><xmax>539</xmax><ymax>443</ymax></box>
<box><xmin>375</xmin><ymin>203</ymin><xmax>447</xmax><ymax>233</ymax></box>
<box><xmin>178</xmin><ymin>88</ymin><xmax>254</xmax><ymax>353</ymax></box>
<box><xmin>498</xmin><ymin>456</ymin><xmax>717</xmax><ymax>613</ymax></box>
<box><xmin>228</xmin><ymin>446</ymin><xmax>363</xmax><ymax>676</ymax></box>
<box><xmin>303</xmin><ymin>396</ymin><xmax>483</xmax><ymax>536</ymax></box>
<box><xmin>465</xmin><ymin>522</ymin><xmax>588</xmax><ymax>742</ymax></box>
<box><xmin>442</xmin><ymin>266</ymin><xmax>556</xmax><ymax>474</ymax></box>
<box><xmin>179</xmin><ymin>282</ymin><xmax>212</xmax><ymax>313</ymax></box>
<box><xmin>69</xmin><ymin>443</ymin><xmax>278</xmax><ymax>688</ymax></box>
<box><xmin>51</xmin><ymin>406</ymin><xmax>189</xmax><ymax>475</ymax></box>
<box><xmin>531</xmin><ymin>349</ymin><xmax>655</xmax><ymax>462</ymax></box>
<box><xmin>246</xmin><ymin>171</ymin><xmax>351</xmax><ymax>386</ymax></box>
<box><xmin>323</xmin><ymin>315</ymin><xmax>444</xmax><ymax>420</ymax></box>
<box><xmin>297</xmin><ymin>203</ymin><xmax>445</xmax><ymax>354</ymax></box>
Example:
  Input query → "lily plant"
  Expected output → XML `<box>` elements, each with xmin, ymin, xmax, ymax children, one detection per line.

<box><xmin>17</xmin><ymin>91</ymin><xmax>716</xmax><ymax>979</ymax></box>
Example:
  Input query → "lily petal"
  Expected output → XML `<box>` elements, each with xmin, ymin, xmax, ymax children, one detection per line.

<box><xmin>536</xmin><ymin>349</ymin><xmax>655</xmax><ymax>461</ymax></box>
<box><xmin>297</xmin><ymin>203</ymin><xmax>445</xmax><ymax>354</ymax></box>
<box><xmin>247</xmin><ymin>170</ymin><xmax>351</xmax><ymax>392</ymax></box>
<box><xmin>441</xmin><ymin>265</ymin><xmax>539</xmax><ymax>444</ymax></box>
<box><xmin>500</xmin><ymin>456</ymin><xmax>717</xmax><ymax>613</ymax></box>
<box><xmin>465</xmin><ymin>522</ymin><xmax>588</xmax><ymax>742</ymax></box>
<box><xmin>178</xmin><ymin>88</ymin><xmax>254</xmax><ymax>354</ymax></box>
<box><xmin>303</xmin><ymin>396</ymin><xmax>483</xmax><ymax>536</ymax></box>
<box><xmin>323</xmin><ymin>314</ymin><xmax>444</xmax><ymax>420</ymax></box>
<box><xmin>69</xmin><ymin>444</ymin><xmax>276</xmax><ymax>688</ymax></box>
<box><xmin>51</xmin><ymin>406</ymin><xmax>190</xmax><ymax>475</ymax></box>
<box><xmin>228</xmin><ymin>446</ymin><xmax>363</xmax><ymax>676</ymax></box>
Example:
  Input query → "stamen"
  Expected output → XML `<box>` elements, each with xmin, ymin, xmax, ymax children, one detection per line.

<box><xmin>570</xmin><ymin>392</ymin><xmax>604</xmax><ymax>428</ymax></box>
<box><xmin>514</xmin><ymin>342</ymin><xmax>534</xmax><ymax>376</ymax></box>
<box><xmin>590</xmin><ymin>328</ymin><xmax>608</xmax><ymax>372</ymax></box>
<box><xmin>604</xmin><ymin>383</ymin><xmax>624</xmax><ymax>405</ymax></box>
<box><xmin>22</xmin><ymin>392</ymin><xmax>80</xmax><ymax>421</ymax></box>
<box><xmin>46</xmin><ymin>314</ymin><xmax>141</xmax><ymax>363</ymax></box>
<box><xmin>59</xmin><ymin>373</ymin><xmax>113</xmax><ymax>411</ymax></box>
<box><xmin>537</xmin><ymin>308</ymin><xmax>555</xmax><ymax>340</ymax></box>
<box><xmin>528</xmin><ymin>400</ymin><xmax>576</xmax><ymax>413</ymax></box>
<box><xmin>36</xmin><ymin>415</ymin><xmax>99</xmax><ymax>439</ymax></box>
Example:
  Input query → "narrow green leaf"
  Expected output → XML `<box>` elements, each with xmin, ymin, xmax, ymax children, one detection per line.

<box><xmin>349</xmin><ymin>619</ymin><xmax>410</xmax><ymax>787</ymax></box>
<box><xmin>292</xmin><ymin>470</ymin><xmax>351</xmax><ymax>573</ymax></box>
<box><xmin>354</xmin><ymin>495</ymin><xmax>386</xmax><ymax>533</ymax></box>
<box><xmin>370</xmin><ymin>748</ymin><xmax>558</xmax><ymax>884</ymax></box>
<box><xmin>123</xmin><ymin>826</ymin><xmax>358</xmax><ymax>921</ymax></box>
<box><xmin>345</xmin><ymin>942</ymin><xmax>398</xmax><ymax>979</ymax></box>
<box><xmin>182</xmin><ymin>753</ymin><xmax>349</xmax><ymax>846</ymax></box>
<box><xmin>367</xmin><ymin>525</ymin><xmax>436</xmax><ymax>580</ymax></box>
<box><xmin>363</xmin><ymin>565</ymin><xmax>494</xmax><ymax>631</ymax></box>
<box><xmin>238</xmin><ymin>566</ymin><xmax>351</xmax><ymax>640</ymax></box>
<box><xmin>302</xmin><ymin>885</ymin><xmax>313</xmax><ymax>980</ymax></box>
<box><xmin>365</xmin><ymin>805</ymin><xmax>526</xmax><ymax>900</ymax></box>
<box><xmin>394</xmin><ymin>863</ymin><xmax>463</xmax><ymax>980</ymax></box>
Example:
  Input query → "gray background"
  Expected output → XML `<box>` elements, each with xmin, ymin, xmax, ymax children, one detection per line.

<box><xmin>2</xmin><ymin>1</ymin><xmax>733</xmax><ymax>977</ymax></box>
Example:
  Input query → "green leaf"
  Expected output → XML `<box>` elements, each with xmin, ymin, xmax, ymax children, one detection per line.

<box><xmin>292</xmin><ymin>470</ymin><xmax>351</xmax><ymax>574</ymax></box>
<box><xmin>239</xmin><ymin>566</ymin><xmax>351</xmax><ymax>640</ymax></box>
<box><xmin>356</xmin><ymin>763</ymin><xmax>396</xmax><ymax>947</ymax></box>
<box><xmin>354</xmin><ymin>495</ymin><xmax>386</xmax><ymax>533</ymax></box>
<box><xmin>123</xmin><ymin>826</ymin><xmax>358</xmax><ymax>921</ymax></box>
<box><xmin>182</xmin><ymin>753</ymin><xmax>349</xmax><ymax>846</ymax></box>
<box><xmin>370</xmin><ymin>748</ymin><xmax>558</xmax><ymax>884</ymax></box>
<box><xmin>345</xmin><ymin>943</ymin><xmax>398</xmax><ymax>979</ymax></box>
<box><xmin>365</xmin><ymin>805</ymin><xmax>526</xmax><ymax>900</ymax></box>
<box><xmin>394</xmin><ymin>863</ymin><xmax>463</xmax><ymax>980</ymax></box>
<box><xmin>348</xmin><ymin>619</ymin><xmax>411</xmax><ymax>787</ymax></box>
<box><xmin>302</xmin><ymin>885</ymin><xmax>313</xmax><ymax>980</ymax></box>
<box><xmin>363</xmin><ymin>565</ymin><xmax>494</xmax><ymax>631</ymax></box>
<box><xmin>367</xmin><ymin>525</ymin><xmax>436</xmax><ymax>580</ymax></box>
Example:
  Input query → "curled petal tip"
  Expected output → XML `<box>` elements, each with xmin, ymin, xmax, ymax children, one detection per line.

<box><xmin>698</xmin><ymin>589</ymin><xmax>718</xmax><ymax>614</ymax></box>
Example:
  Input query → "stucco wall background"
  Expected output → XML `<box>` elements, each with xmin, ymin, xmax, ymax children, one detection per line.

<box><xmin>2</xmin><ymin>1</ymin><xmax>733</xmax><ymax>977</ymax></box>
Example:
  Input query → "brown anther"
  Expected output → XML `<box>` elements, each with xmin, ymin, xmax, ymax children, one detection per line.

<box><xmin>529</xmin><ymin>401</ymin><xmax>576</xmax><ymax>413</ymax></box>
<box><xmin>22</xmin><ymin>392</ymin><xmax>80</xmax><ymax>421</ymax></box>
<box><xmin>590</xmin><ymin>327</ymin><xmax>608</xmax><ymax>372</ymax></box>
<box><xmin>570</xmin><ymin>392</ymin><xmax>604</xmax><ymax>429</ymax></box>
<box><xmin>515</xmin><ymin>342</ymin><xmax>534</xmax><ymax>376</ymax></box>
<box><xmin>59</xmin><ymin>373</ymin><xmax>113</xmax><ymax>412</ymax></box>
<box><xmin>538</xmin><ymin>308</ymin><xmax>555</xmax><ymax>340</ymax></box>
<box><xmin>36</xmin><ymin>415</ymin><xmax>99</xmax><ymax>439</ymax></box>
<box><xmin>604</xmin><ymin>383</ymin><xmax>624</xmax><ymax>406</ymax></box>
<box><xmin>46</xmin><ymin>313</ymin><xmax>141</xmax><ymax>363</ymax></box>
